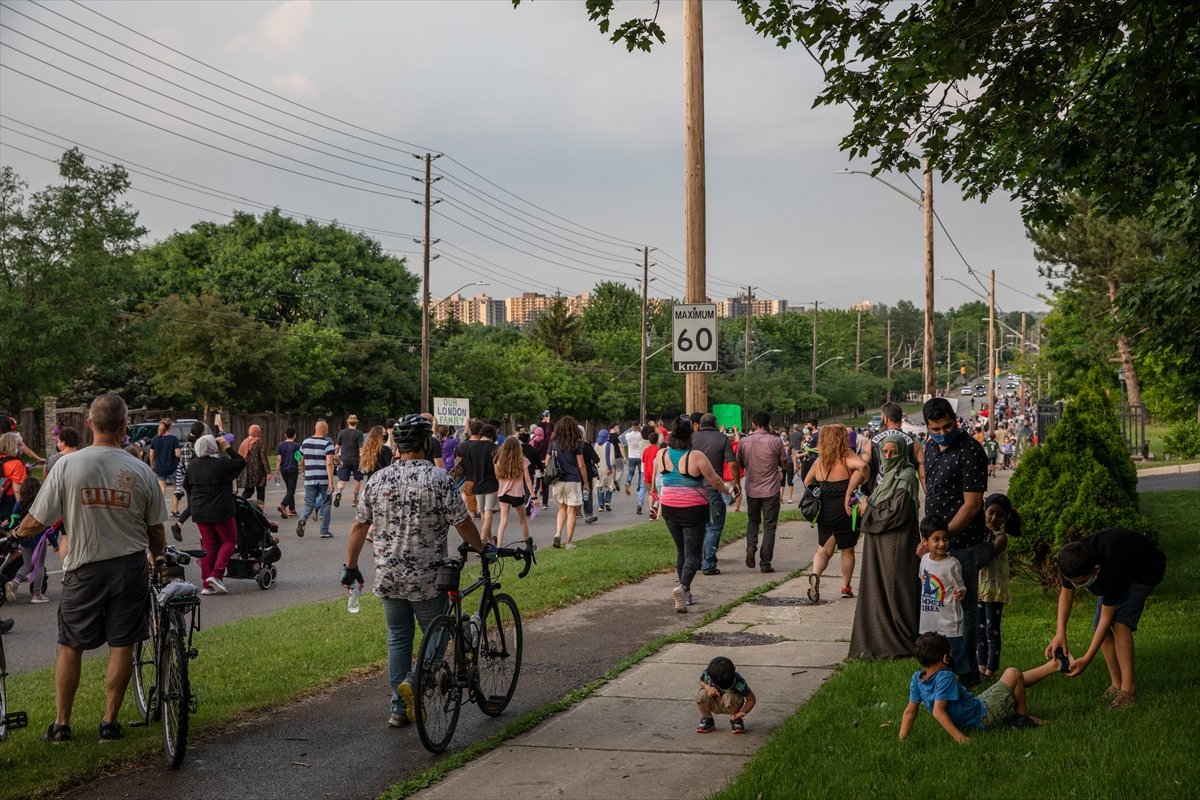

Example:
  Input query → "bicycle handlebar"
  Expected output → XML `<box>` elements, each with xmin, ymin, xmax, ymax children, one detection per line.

<box><xmin>157</xmin><ymin>545</ymin><xmax>206</xmax><ymax>566</ymax></box>
<box><xmin>455</xmin><ymin>538</ymin><xmax>537</xmax><ymax>578</ymax></box>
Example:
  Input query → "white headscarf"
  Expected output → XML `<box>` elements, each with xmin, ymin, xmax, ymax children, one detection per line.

<box><xmin>194</xmin><ymin>434</ymin><xmax>219</xmax><ymax>458</ymax></box>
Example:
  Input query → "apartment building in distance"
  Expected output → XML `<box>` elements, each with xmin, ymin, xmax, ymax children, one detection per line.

<box><xmin>715</xmin><ymin>294</ymin><xmax>788</xmax><ymax>319</ymax></box>
<box><xmin>504</xmin><ymin>292</ymin><xmax>591</xmax><ymax>327</ymax></box>
<box><xmin>432</xmin><ymin>293</ymin><xmax>507</xmax><ymax>326</ymax></box>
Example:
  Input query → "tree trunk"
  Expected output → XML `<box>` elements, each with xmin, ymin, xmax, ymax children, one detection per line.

<box><xmin>1107</xmin><ymin>277</ymin><xmax>1143</xmax><ymax>408</ymax></box>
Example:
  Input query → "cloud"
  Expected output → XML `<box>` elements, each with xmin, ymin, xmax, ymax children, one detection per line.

<box><xmin>270</xmin><ymin>71</ymin><xmax>314</xmax><ymax>94</ymax></box>
<box><xmin>227</xmin><ymin>0</ymin><xmax>312</xmax><ymax>54</ymax></box>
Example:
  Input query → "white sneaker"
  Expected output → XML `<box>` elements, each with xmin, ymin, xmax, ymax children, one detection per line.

<box><xmin>684</xmin><ymin>590</ymin><xmax>695</xmax><ymax>606</ymax></box>
<box><xmin>4</xmin><ymin>580</ymin><xmax>17</xmax><ymax>602</ymax></box>
<box><xmin>31</xmin><ymin>594</ymin><xmax>50</xmax><ymax>604</ymax></box>
<box><xmin>672</xmin><ymin>584</ymin><xmax>687</xmax><ymax>613</ymax></box>
<box><xmin>200</xmin><ymin>586</ymin><xmax>217</xmax><ymax>596</ymax></box>
<box><xmin>206</xmin><ymin>576</ymin><xmax>229</xmax><ymax>594</ymax></box>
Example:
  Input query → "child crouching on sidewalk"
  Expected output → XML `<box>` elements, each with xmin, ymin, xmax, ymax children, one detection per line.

<box><xmin>696</xmin><ymin>656</ymin><xmax>756</xmax><ymax>734</ymax></box>
<box><xmin>900</xmin><ymin>632</ymin><xmax>1064</xmax><ymax>744</ymax></box>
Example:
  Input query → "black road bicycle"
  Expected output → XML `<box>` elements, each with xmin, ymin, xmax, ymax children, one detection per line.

<box><xmin>414</xmin><ymin>539</ymin><xmax>535</xmax><ymax>753</ymax></box>
<box><xmin>131</xmin><ymin>545</ymin><xmax>204</xmax><ymax>768</ymax></box>
<box><xmin>0</xmin><ymin>537</ymin><xmax>28</xmax><ymax>741</ymax></box>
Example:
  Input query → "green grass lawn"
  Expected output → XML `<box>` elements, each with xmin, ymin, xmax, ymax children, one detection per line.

<box><xmin>0</xmin><ymin>512</ymin><xmax>797</xmax><ymax>799</ymax></box>
<box><xmin>710</xmin><ymin>490</ymin><xmax>1199</xmax><ymax>800</ymax></box>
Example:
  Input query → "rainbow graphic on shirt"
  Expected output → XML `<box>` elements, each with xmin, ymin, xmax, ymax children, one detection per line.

<box><xmin>921</xmin><ymin>570</ymin><xmax>948</xmax><ymax>613</ymax></box>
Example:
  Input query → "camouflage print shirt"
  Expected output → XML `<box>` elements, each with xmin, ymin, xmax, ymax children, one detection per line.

<box><xmin>354</xmin><ymin>458</ymin><xmax>469</xmax><ymax>601</ymax></box>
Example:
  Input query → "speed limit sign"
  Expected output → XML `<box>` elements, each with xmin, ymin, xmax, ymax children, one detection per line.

<box><xmin>672</xmin><ymin>303</ymin><xmax>718</xmax><ymax>373</ymax></box>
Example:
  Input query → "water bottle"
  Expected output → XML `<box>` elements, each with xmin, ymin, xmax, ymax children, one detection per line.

<box><xmin>347</xmin><ymin>584</ymin><xmax>361</xmax><ymax>613</ymax></box>
<box><xmin>468</xmin><ymin>612</ymin><xmax>481</xmax><ymax>648</ymax></box>
<box><xmin>275</xmin><ymin>474</ymin><xmax>281</xmax><ymax>487</ymax></box>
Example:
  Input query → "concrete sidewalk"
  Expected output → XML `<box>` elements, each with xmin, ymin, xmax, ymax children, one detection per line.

<box><xmin>414</xmin><ymin>522</ymin><xmax>854</xmax><ymax>800</ymax></box>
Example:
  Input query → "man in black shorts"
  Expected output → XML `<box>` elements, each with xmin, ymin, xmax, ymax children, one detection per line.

<box><xmin>17</xmin><ymin>393</ymin><xmax>167</xmax><ymax>743</ymax></box>
<box><xmin>334</xmin><ymin>414</ymin><xmax>365</xmax><ymax>508</ymax></box>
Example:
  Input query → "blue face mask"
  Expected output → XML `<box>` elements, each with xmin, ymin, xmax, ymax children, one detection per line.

<box><xmin>929</xmin><ymin>427</ymin><xmax>958</xmax><ymax>446</ymax></box>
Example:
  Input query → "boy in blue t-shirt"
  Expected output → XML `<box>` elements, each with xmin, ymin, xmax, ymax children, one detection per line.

<box><xmin>695</xmin><ymin>656</ymin><xmax>756</xmax><ymax>734</ymax></box>
<box><xmin>899</xmin><ymin>632</ymin><xmax>1062</xmax><ymax>744</ymax></box>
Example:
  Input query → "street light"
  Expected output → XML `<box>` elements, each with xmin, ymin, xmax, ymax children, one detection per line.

<box><xmin>838</xmin><ymin>164</ymin><xmax>936</xmax><ymax>399</ymax></box>
<box><xmin>857</xmin><ymin>355</ymin><xmax>882</xmax><ymax>369</ymax></box>
<box><xmin>811</xmin><ymin>357</ymin><xmax>849</xmax><ymax>393</ymax></box>
<box><xmin>746</xmin><ymin>348</ymin><xmax>782</xmax><ymax>367</ymax></box>
<box><xmin>431</xmin><ymin>281</ymin><xmax>489</xmax><ymax>312</ymax></box>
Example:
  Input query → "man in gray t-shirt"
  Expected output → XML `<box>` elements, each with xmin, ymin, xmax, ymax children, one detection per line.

<box><xmin>17</xmin><ymin>393</ymin><xmax>166</xmax><ymax>743</ymax></box>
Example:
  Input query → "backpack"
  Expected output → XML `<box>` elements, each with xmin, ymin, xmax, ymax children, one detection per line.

<box><xmin>543</xmin><ymin>447</ymin><xmax>563</xmax><ymax>486</ymax></box>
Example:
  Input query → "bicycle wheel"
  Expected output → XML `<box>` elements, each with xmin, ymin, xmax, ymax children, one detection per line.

<box><xmin>413</xmin><ymin>615</ymin><xmax>462</xmax><ymax>754</ymax></box>
<box><xmin>474</xmin><ymin>593</ymin><xmax>522</xmax><ymax>716</ymax></box>
<box><xmin>0</xmin><ymin>635</ymin><xmax>8</xmax><ymax>741</ymax></box>
<box><xmin>160</xmin><ymin>609</ymin><xmax>191</xmax><ymax>768</ymax></box>
<box><xmin>133</xmin><ymin>593</ymin><xmax>159</xmax><ymax>720</ymax></box>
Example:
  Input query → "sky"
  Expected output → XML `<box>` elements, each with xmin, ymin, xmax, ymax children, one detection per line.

<box><xmin>0</xmin><ymin>0</ymin><xmax>1046</xmax><ymax>314</ymax></box>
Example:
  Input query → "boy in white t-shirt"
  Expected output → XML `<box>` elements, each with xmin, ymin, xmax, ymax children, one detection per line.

<box><xmin>918</xmin><ymin>514</ymin><xmax>969</xmax><ymax>680</ymax></box>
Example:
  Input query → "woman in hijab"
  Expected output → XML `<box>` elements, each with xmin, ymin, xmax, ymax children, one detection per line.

<box><xmin>593</xmin><ymin>428</ymin><xmax>616</xmax><ymax>511</ymax></box>
<box><xmin>184</xmin><ymin>434</ymin><xmax>246</xmax><ymax>595</ymax></box>
<box><xmin>848</xmin><ymin>431</ymin><xmax>922</xmax><ymax>659</ymax></box>
<box><xmin>237</xmin><ymin>423</ymin><xmax>270</xmax><ymax>509</ymax></box>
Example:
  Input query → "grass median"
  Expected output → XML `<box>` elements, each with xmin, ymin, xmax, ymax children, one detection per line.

<box><xmin>710</xmin><ymin>490</ymin><xmax>1199</xmax><ymax>800</ymax></box>
<box><xmin>1</xmin><ymin>510</ymin><xmax>799</xmax><ymax>799</ymax></box>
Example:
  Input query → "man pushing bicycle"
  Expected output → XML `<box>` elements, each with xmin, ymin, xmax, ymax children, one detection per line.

<box><xmin>341</xmin><ymin>414</ymin><xmax>484</xmax><ymax>729</ymax></box>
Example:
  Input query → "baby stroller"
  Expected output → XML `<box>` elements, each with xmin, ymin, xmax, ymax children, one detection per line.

<box><xmin>224</xmin><ymin>496</ymin><xmax>282</xmax><ymax>589</ymax></box>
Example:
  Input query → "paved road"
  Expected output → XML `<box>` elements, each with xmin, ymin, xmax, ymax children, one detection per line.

<box><xmin>1139</xmin><ymin>472</ymin><xmax>1200</xmax><ymax>493</ymax></box>
<box><xmin>3</xmin><ymin>472</ymin><xmax>666</xmax><ymax>675</ymax></box>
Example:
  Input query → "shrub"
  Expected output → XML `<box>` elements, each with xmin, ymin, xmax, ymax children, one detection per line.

<box><xmin>1162</xmin><ymin>420</ymin><xmax>1200</xmax><ymax>458</ymax></box>
<box><xmin>1008</xmin><ymin>383</ymin><xmax>1151</xmax><ymax>585</ymax></box>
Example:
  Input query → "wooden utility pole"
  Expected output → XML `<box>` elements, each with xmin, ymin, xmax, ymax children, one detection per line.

<box><xmin>683</xmin><ymin>0</ymin><xmax>707</xmax><ymax>413</ymax></box>
<box><xmin>923</xmin><ymin>158</ymin><xmax>936</xmax><ymax>399</ymax></box>
<box><xmin>886</xmin><ymin>317</ymin><xmax>892</xmax><ymax>401</ymax></box>
<box><xmin>743</xmin><ymin>286</ymin><xmax>753</xmax><ymax>380</ymax></box>
<box><xmin>987</xmin><ymin>269</ymin><xmax>996</xmax><ymax>435</ymax></box>
<box><xmin>1019</xmin><ymin>311</ymin><xmax>1027</xmax><ymax>414</ymax></box>
<box><xmin>945</xmin><ymin>323</ymin><xmax>952</xmax><ymax>393</ymax></box>
<box><xmin>855</xmin><ymin>306</ymin><xmax>862</xmax><ymax>371</ymax></box>
<box><xmin>810</xmin><ymin>301</ymin><xmax>820</xmax><ymax>396</ymax></box>
<box><xmin>414</xmin><ymin>152</ymin><xmax>442</xmax><ymax>412</ymax></box>
<box><xmin>640</xmin><ymin>246</ymin><xmax>654</xmax><ymax>425</ymax></box>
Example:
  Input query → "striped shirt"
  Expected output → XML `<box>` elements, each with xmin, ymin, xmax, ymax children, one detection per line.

<box><xmin>659</xmin><ymin>448</ymin><xmax>708</xmax><ymax>508</ymax></box>
<box><xmin>301</xmin><ymin>436</ymin><xmax>335</xmax><ymax>486</ymax></box>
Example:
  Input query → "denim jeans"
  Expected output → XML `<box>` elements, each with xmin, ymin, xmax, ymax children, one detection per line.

<box><xmin>625</xmin><ymin>458</ymin><xmax>642</xmax><ymax>489</ymax></box>
<box><xmin>300</xmin><ymin>483</ymin><xmax>332</xmax><ymax>536</ymax></box>
<box><xmin>948</xmin><ymin>540</ymin><xmax>994</xmax><ymax>678</ymax></box>
<box><xmin>383</xmin><ymin>595</ymin><xmax>448</xmax><ymax>715</ymax></box>
<box><xmin>745</xmin><ymin>495</ymin><xmax>781</xmax><ymax>567</ymax></box>
<box><xmin>701</xmin><ymin>488</ymin><xmax>727</xmax><ymax>572</ymax></box>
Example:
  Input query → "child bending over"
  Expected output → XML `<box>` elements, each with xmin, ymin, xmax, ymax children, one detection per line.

<box><xmin>695</xmin><ymin>655</ymin><xmax>756</xmax><ymax>734</ymax></box>
<box><xmin>900</xmin><ymin>632</ymin><xmax>1062</xmax><ymax>744</ymax></box>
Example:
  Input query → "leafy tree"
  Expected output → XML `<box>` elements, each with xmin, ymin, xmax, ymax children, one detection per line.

<box><xmin>580</xmin><ymin>281</ymin><xmax>642</xmax><ymax>335</ymax></box>
<box><xmin>1029</xmin><ymin>196</ymin><xmax>1161</xmax><ymax>408</ymax></box>
<box><xmin>0</xmin><ymin>150</ymin><xmax>145</xmax><ymax>412</ymax></box>
<box><xmin>135</xmin><ymin>294</ymin><xmax>289</xmax><ymax>417</ymax></box>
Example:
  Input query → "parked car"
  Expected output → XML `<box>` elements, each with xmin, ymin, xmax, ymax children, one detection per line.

<box><xmin>960</xmin><ymin>386</ymin><xmax>972</xmax><ymax>396</ymax></box>
<box><xmin>126</xmin><ymin>419</ymin><xmax>209</xmax><ymax>463</ymax></box>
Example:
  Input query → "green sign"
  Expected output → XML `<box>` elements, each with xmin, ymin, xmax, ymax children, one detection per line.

<box><xmin>713</xmin><ymin>404</ymin><xmax>742</xmax><ymax>433</ymax></box>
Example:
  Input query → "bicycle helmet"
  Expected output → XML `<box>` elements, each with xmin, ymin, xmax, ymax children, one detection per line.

<box><xmin>393</xmin><ymin>414</ymin><xmax>433</xmax><ymax>452</ymax></box>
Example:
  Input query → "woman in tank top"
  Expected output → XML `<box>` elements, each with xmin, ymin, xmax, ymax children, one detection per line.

<box><xmin>656</xmin><ymin>417</ymin><xmax>732</xmax><ymax>614</ymax></box>
<box><xmin>803</xmin><ymin>423</ymin><xmax>868</xmax><ymax>602</ymax></box>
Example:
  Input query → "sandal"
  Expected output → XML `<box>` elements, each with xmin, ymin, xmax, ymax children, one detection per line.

<box><xmin>1109</xmin><ymin>689</ymin><xmax>1137</xmax><ymax>710</ymax></box>
<box><xmin>807</xmin><ymin>574</ymin><xmax>820</xmax><ymax>603</ymax></box>
<box><xmin>1101</xmin><ymin>685</ymin><xmax>1121</xmax><ymax>700</ymax></box>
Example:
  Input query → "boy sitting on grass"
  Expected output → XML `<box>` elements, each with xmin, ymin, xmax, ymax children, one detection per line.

<box><xmin>696</xmin><ymin>656</ymin><xmax>756</xmax><ymax>734</ymax></box>
<box><xmin>899</xmin><ymin>632</ymin><xmax>1063</xmax><ymax>744</ymax></box>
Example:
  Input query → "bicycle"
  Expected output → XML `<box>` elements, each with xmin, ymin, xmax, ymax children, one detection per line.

<box><xmin>130</xmin><ymin>545</ymin><xmax>205</xmax><ymax>768</ymax></box>
<box><xmin>413</xmin><ymin>538</ymin><xmax>536</xmax><ymax>753</ymax></box>
<box><xmin>0</xmin><ymin>537</ymin><xmax>28</xmax><ymax>741</ymax></box>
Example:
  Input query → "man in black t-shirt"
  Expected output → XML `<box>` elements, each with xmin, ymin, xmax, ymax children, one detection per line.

<box><xmin>921</xmin><ymin>397</ymin><xmax>990</xmax><ymax>684</ymax></box>
<box><xmin>334</xmin><ymin>415</ymin><xmax>365</xmax><ymax>508</ymax></box>
<box><xmin>1049</xmin><ymin>528</ymin><xmax>1166</xmax><ymax>710</ymax></box>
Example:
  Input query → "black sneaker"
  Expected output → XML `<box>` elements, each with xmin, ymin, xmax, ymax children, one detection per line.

<box><xmin>99</xmin><ymin>721</ymin><xmax>122</xmax><ymax>742</ymax></box>
<box><xmin>333</xmin><ymin>491</ymin><xmax>342</xmax><ymax>508</ymax></box>
<box><xmin>171</xmin><ymin>523</ymin><xmax>182</xmax><ymax>542</ymax></box>
<box><xmin>696</xmin><ymin>717</ymin><xmax>715</xmax><ymax>733</ymax></box>
<box><xmin>1009</xmin><ymin>714</ymin><xmax>1041</xmax><ymax>730</ymax></box>
<box><xmin>731</xmin><ymin>718</ymin><xmax>746</xmax><ymax>734</ymax></box>
<box><xmin>43</xmin><ymin>723</ymin><xmax>71</xmax><ymax>743</ymax></box>
<box><xmin>702</xmin><ymin>568</ymin><xmax>721</xmax><ymax>576</ymax></box>
<box><xmin>745</xmin><ymin>550</ymin><xmax>755</xmax><ymax>569</ymax></box>
<box><xmin>296</xmin><ymin>518</ymin><xmax>306</xmax><ymax>538</ymax></box>
<box><xmin>0</xmin><ymin>617</ymin><xmax>13</xmax><ymax>634</ymax></box>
